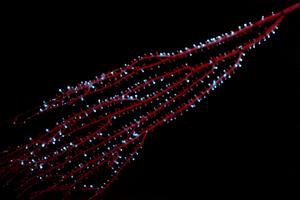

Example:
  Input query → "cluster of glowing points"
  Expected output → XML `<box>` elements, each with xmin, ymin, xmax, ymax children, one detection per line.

<box><xmin>1</xmin><ymin>3</ymin><xmax>299</xmax><ymax>200</ymax></box>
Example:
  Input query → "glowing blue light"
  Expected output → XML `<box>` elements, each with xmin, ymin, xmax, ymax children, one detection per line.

<box><xmin>132</xmin><ymin>132</ymin><xmax>139</xmax><ymax>137</ymax></box>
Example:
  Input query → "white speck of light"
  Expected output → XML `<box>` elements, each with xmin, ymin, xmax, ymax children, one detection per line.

<box><xmin>132</xmin><ymin>132</ymin><xmax>139</xmax><ymax>137</ymax></box>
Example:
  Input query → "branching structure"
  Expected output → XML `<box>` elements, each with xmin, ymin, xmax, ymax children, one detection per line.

<box><xmin>1</xmin><ymin>3</ymin><xmax>299</xmax><ymax>200</ymax></box>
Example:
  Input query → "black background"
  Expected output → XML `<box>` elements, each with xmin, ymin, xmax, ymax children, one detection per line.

<box><xmin>1</xmin><ymin>0</ymin><xmax>299</xmax><ymax>199</ymax></box>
